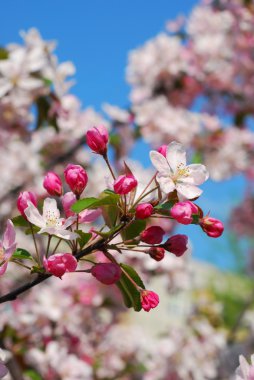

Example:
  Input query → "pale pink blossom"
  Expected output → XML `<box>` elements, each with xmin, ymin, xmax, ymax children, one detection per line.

<box><xmin>150</xmin><ymin>141</ymin><xmax>209</xmax><ymax>200</ymax></box>
<box><xmin>25</xmin><ymin>197</ymin><xmax>78</xmax><ymax>240</ymax></box>
<box><xmin>43</xmin><ymin>253</ymin><xmax>77</xmax><ymax>278</ymax></box>
<box><xmin>235</xmin><ymin>355</ymin><xmax>254</xmax><ymax>380</ymax></box>
<box><xmin>0</xmin><ymin>219</ymin><xmax>16</xmax><ymax>275</ymax></box>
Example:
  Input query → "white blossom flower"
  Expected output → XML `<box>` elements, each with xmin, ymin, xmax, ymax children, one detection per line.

<box><xmin>150</xmin><ymin>141</ymin><xmax>209</xmax><ymax>200</ymax></box>
<box><xmin>25</xmin><ymin>198</ymin><xmax>78</xmax><ymax>240</ymax></box>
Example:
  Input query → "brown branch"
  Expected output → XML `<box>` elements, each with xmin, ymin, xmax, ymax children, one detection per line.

<box><xmin>0</xmin><ymin>236</ymin><xmax>105</xmax><ymax>305</ymax></box>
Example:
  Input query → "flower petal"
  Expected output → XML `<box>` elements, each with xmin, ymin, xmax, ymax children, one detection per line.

<box><xmin>176</xmin><ymin>183</ymin><xmax>202</xmax><ymax>201</ymax></box>
<box><xmin>156</xmin><ymin>174</ymin><xmax>176</xmax><ymax>194</ymax></box>
<box><xmin>63</xmin><ymin>216</ymin><xmax>77</xmax><ymax>228</ymax></box>
<box><xmin>182</xmin><ymin>164</ymin><xmax>209</xmax><ymax>185</ymax></box>
<box><xmin>0</xmin><ymin>262</ymin><xmax>8</xmax><ymax>276</ymax></box>
<box><xmin>79</xmin><ymin>209</ymin><xmax>102</xmax><ymax>224</ymax></box>
<box><xmin>42</xmin><ymin>198</ymin><xmax>60</xmax><ymax>220</ymax></box>
<box><xmin>150</xmin><ymin>151</ymin><xmax>171</xmax><ymax>175</ymax></box>
<box><xmin>25</xmin><ymin>202</ymin><xmax>45</xmax><ymax>228</ymax></box>
<box><xmin>166</xmin><ymin>142</ymin><xmax>186</xmax><ymax>172</ymax></box>
<box><xmin>39</xmin><ymin>227</ymin><xmax>78</xmax><ymax>240</ymax></box>
<box><xmin>3</xmin><ymin>219</ymin><xmax>16</xmax><ymax>250</ymax></box>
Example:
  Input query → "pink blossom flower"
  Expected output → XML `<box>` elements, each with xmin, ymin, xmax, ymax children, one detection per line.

<box><xmin>140</xmin><ymin>226</ymin><xmax>165</xmax><ymax>244</ymax></box>
<box><xmin>150</xmin><ymin>142</ymin><xmax>209</xmax><ymax>200</ymax></box>
<box><xmin>43</xmin><ymin>172</ymin><xmax>63</xmax><ymax>196</ymax></box>
<box><xmin>135</xmin><ymin>203</ymin><xmax>154</xmax><ymax>219</ymax></box>
<box><xmin>17</xmin><ymin>191</ymin><xmax>37</xmax><ymax>218</ymax></box>
<box><xmin>91</xmin><ymin>263</ymin><xmax>121</xmax><ymax>285</ymax></box>
<box><xmin>113</xmin><ymin>175</ymin><xmax>138</xmax><ymax>195</ymax></box>
<box><xmin>0</xmin><ymin>220</ymin><xmax>16</xmax><ymax>276</ymax></box>
<box><xmin>86</xmin><ymin>125</ymin><xmax>109</xmax><ymax>155</ymax></box>
<box><xmin>25</xmin><ymin>198</ymin><xmax>78</xmax><ymax>240</ymax></box>
<box><xmin>140</xmin><ymin>290</ymin><xmax>159</xmax><ymax>312</ymax></box>
<box><xmin>170</xmin><ymin>201</ymin><xmax>198</xmax><ymax>225</ymax></box>
<box><xmin>64</xmin><ymin>164</ymin><xmax>88</xmax><ymax>196</ymax></box>
<box><xmin>163</xmin><ymin>234</ymin><xmax>188</xmax><ymax>257</ymax></box>
<box><xmin>43</xmin><ymin>253</ymin><xmax>77</xmax><ymax>278</ymax></box>
<box><xmin>157</xmin><ymin>144</ymin><xmax>167</xmax><ymax>157</ymax></box>
<box><xmin>200</xmin><ymin>217</ymin><xmax>224</xmax><ymax>238</ymax></box>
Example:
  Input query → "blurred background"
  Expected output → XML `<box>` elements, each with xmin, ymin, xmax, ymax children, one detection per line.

<box><xmin>1</xmin><ymin>0</ymin><xmax>254</xmax><ymax>379</ymax></box>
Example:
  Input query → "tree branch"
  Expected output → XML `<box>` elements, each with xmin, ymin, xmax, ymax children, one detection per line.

<box><xmin>0</xmin><ymin>237</ymin><xmax>105</xmax><ymax>305</ymax></box>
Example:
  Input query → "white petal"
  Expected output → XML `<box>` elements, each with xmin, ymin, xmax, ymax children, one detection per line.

<box><xmin>25</xmin><ymin>202</ymin><xmax>45</xmax><ymax>228</ymax></box>
<box><xmin>150</xmin><ymin>151</ymin><xmax>171</xmax><ymax>175</ymax></box>
<box><xmin>43</xmin><ymin>198</ymin><xmax>60</xmax><ymax>220</ymax></box>
<box><xmin>3</xmin><ymin>219</ymin><xmax>16</xmax><ymax>250</ymax></box>
<box><xmin>176</xmin><ymin>183</ymin><xmax>202</xmax><ymax>201</ymax></box>
<box><xmin>39</xmin><ymin>227</ymin><xmax>78</xmax><ymax>240</ymax></box>
<box><xmin>63</xmin><ymin>216</ymin><xmax>77</xmax><ymax>228</ymax></box>
<box><xmin>18</xmin><ymin>77</ymin><xmax>43</xmax><ymax>90</ymax></box>
<box><xmin>166</xmin><ymin>142</ymin><xmax>186</xmax><ymax>172</ymax></box>
<box><xmin>157</xmin><ymin>174</ymin><xmax>176</xmax><ymax>194</ymax></box>
<box><xmin>238</xmin><ymin>355</ymin><xmax>250</xmax><ymax>377</ymax></box>
<box><xmin>182</xmin><ymin>164</ymin><xmax>209</xmax><ymax>185</ymax></box>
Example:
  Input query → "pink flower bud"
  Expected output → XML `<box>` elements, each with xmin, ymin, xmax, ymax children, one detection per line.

<box><xmin>135</xmin><ymin>203</ymin><xmax>154</xmax><ymax>219</ymax></box>
<box><xmin>170</xmin><ymin>201</ymin><xmax>198</xmax><ymax>225</ymax></box>
<box><xmin>86</xmin><ymin>125</ymin><xmax>109</xmax><ymax>155</ymax></box>
<box><xmin>163</xmin><ymin>234</ymin><xmax>188</xmax><ymax>257</ymax></box>
<box><xmin>148</xmin><ymin>247</ymin><xmax>165</xmax><ymax>261</ymax></box>
<box><xmin>140</xmin><ymin>226</ymin><xmax>165</xmax><ymax>244</ymax></box>
<box><xmin>91</xmin><ymin>263</ymin><xmax>121</xmax><ymax>285</ymax></box>
<box><xmin>200</xmin><ymin>217</ymin><xmax>224</xmax><ymax>238</ymax></box>
<box><xmin>17</xmin><ymin>191</ymin><xmax>37</xmax><ymax>218</ymax></box>
<box><xmin>43</xmin><ymin>253</ymin><xmax>77</xmax><ymax>278</ymax></box>
<box><xmin>43</xmin><ymin>171</ymin><xmax>63</xmax><ymax>196</ymax></box>
<box><xmin>61</xmin><ymin>192</ymin><xmax>76</xmax><ymax>217</ymax></box>
<box><xmin>157</xmin><ymin>145</ymin><xmax>167</xmax><ymax>157</ymax></box>
<box><xmin>64</xmin><ymin>164</ymin><xmax>88</xmax><ymax>196</ymax></box>
<box><xmin>140</xmin><ymin>290</ymin><xmax>159</xmax><ymax>312</ymax></box>
<box><xmin>113</xmin><ymin>175</ymin><xmax>138</xmax><ymax>195</ymax></box>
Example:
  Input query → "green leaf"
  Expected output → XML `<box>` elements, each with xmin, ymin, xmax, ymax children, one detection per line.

<box><xmin>12</xmin><ymin>248</ymin><xmax>33</xmax><ymax>261</ymax></box>
<box><xmin>122</xmin><ymin>219</ymin><xmax>146</xmax><ymax>241</ymax></box>
<box><xmin>0</xmin><ymin>47</ymin><xmax>8</xmax><ymax>60</ymax></box>
<box><xmin>24</xmin><ymin>369</ymin><xmax>43</xmax><ymax>380</ymax></box>
<box><xmin>76</xmin><ymin>230</ymin><xmax>92</xmax><ymax>249</ymax></box>
<box><xmin>154</xmin><ymin>201</ymin><xmax>175</xmax><ymax>211</ymax></box>
<box><xmin>12</xmin><ymin>215</ymin><xmax>30</xmax><ymax>228</ymax></box>
<box><xmin>72</xmin><ymin>193</ymin><xmax>120</xmax><ymax>213</ymax></box>
<box><xmin>117</xmin><ymin>263</ymin><xmax>146</xmax><ymax>312</ymax></box>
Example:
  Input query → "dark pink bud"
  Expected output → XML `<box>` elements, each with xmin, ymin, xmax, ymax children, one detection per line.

<box><xmin>64</xmin><ymin>164</ymin><xmax>88</xmax><ymax>196</ymax></box>
<box><xmin>43</xmin><ymin>253</ymin><xmax>77</xmax><ymax>278</ymax></box>
<box><xmin>140</xmin><ymin>226</ymin><xmax>165</xmax><ymax>244</ymax></box>
<box><xmin>43</xmin><ymin>171</ymin><xmax>63</xmax><ymax>196</ymax></box>
<box><xmin>86</xmin><ymin>125</ymin><xmax>109</xmax><ymax>155</ymax></box>
<box><xmin>61</xmin><ymin>192</ymin><xmax>76</xmax><ymax>217</ymax></box>
<box><xmin>113</xmin><ymin>175</ymin><xmax>137</xmax><ymax>195</ymax></box>
<box><xmin>17</xmin><ymin>191</ymin><xmax>37</xmax><ymax>218</ymax></box>
<box><xmin>91</xmin><ymin>263</ymin><xmax>121</xmax><ymax>285</ymax></box>
<box><xmin>170</xmin><ymin>201</ymin><xmax>198</xmax><ymax>225</ymax></box>
<box><xmin>140</xmin><ymin>290</ymin><xmax>159</xmax><ymax>312</ymax></box>
<box><xmin>157</xmin><ymin>144</ymin><xmax>167</xmax><ymax>157</ymax></box>
<box><xmin>200</xmin><ymin>217</ymin><xmax>224</xmax><ymax>238</ymax></box>
<box><xmin>163</xmin><ymin>234</ymin><xmax>188</xmax><ymax>257</ymax></box>
<box><xmin>148</xmin><ymin>247</ymin><xmax>165</xmax><ymax>261</ymax></box>
<box><xmin>135</xmin><ymin>203</ymin><xmax>154</xmax><ymax>219</ymax></box>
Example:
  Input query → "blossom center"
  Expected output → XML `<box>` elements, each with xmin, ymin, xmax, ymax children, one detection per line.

<box><xmin>172</xmin><ymin>163</ymin><xmax>190</xmax><ymax>182</ymax></box>
<box><xmin>45</xmin><ymin>210</ymin><xmax>61</xmax><ymax>227</ymax></box>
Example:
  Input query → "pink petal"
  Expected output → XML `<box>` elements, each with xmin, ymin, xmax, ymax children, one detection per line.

<box><xmin>3</xmin><ymin>220</ymin><xmax>16</xmax><ymax>250</ymax></box>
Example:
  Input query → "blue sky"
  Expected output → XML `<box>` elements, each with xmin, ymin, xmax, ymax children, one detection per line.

<box><xmin>1</xmin><ymin>0</ymin><xmax>245</xmax><ymax>270</ymax></box>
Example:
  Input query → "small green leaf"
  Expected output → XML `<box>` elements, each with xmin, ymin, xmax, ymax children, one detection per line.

<box><xmin>76</xmin><ymin>231</ymin><xmax>92</xmax><ymax>249</ymax></box>
<box><xmin>122</xmin><ymin>219</ymin><xmax>146</xmax><ymax>241</ymax></box>
<box><xmin>24</xmin><ymin>369</ymin><xmax>43</xmax><ymax>380</ymax></box>
<box><xmin>154</xmin><ymin>201</ymin><xmax>175</xmax><ymax>211</ymax></box>
<box><xmin>72</xmin><ymin>193</ymin><xmax>120</xmax><ymax>213</ymax></box>
<box><xmin>117</xmin><ymin>263</ymin><xmax>146</xmax><ymax>312</ymax></box>
<box><xmin>0</xmin><ymin>47</ymin><xmax>8</xmax><ymax>60</ymax></box>
<box><xmin>191</xmin><ymin>215</ymin><xmax>200</xmax><ymax>224</ymax></box>
<box><xmin>12</xmin><ymin>248</ymin><xmax>33</xmax><ymax>261</ymax></box>
<box><xmin>12</xmin><ymin>215</ymin><xmax>30</xmax><ymax>228</ymax></box>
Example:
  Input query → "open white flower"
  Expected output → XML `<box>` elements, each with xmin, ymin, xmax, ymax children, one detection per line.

<box><xmin>25</xmin><ymin>198</ymin><xmax>78</xmax><ymax>240</ymax></box>
<box><xmin>150</xmin><ymin>141</ymin><xmax>209</xmax><ymax>200</ymax></box>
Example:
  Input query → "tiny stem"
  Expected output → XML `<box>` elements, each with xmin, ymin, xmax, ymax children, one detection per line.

<box><xmin>46</xmin><ymin>235</ymin><xmax>52</xmax><ymax>258</ymax></box>
<box><xmin>132</xmin><ymin>186</ymin><xmax>159</xmax><ymax>209</ymax></box>
<box><xmin>52</xmin><ymin>238</ymin><xmax>62</xmax><ymax>255</ymax></box>
<box><xmin>29</xmin><ymin>223</ymin><xmax>40</xmax><ymax>265</ymax></box>
<box><xmin>103</xmin><ymin>154</ymin><xmax>116</xmax><ymax>180</ymax></box>
<box><xmin>12</xmin><ymin>261</ymin><xmax>31</xmax><ymax>270</ymax></box>
<box><xmin>136</xmin><ymin>173</ymin><xmax>157</xmax><ymax>202</ymax></box>
<box><xmin>121</xmin><ymin>267</ymin><xmax>142</xmax><ymax>291</ymax></box>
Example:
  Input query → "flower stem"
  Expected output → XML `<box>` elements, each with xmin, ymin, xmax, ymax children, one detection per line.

<box><xmin>29</xmin><ymin>223</ymin><xmax>41</xmax><ymax>265</ymax></box>
<box><xmin>103</xmin><ymin>154</ymin><xmax>116</xmax><ymax>180</ymax></box>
